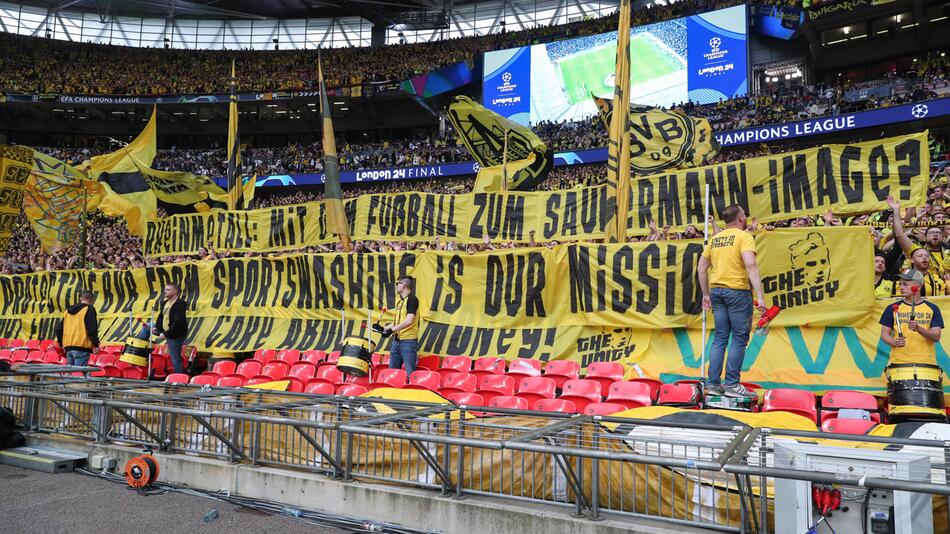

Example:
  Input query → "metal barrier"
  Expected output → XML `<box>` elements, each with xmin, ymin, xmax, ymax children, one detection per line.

<box><xmin>2</xmin><ymin>377</ymin><xmax>950</xmax><ymax>534</ymax></box>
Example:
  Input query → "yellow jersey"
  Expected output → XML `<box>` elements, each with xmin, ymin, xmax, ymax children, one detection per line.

<box><xmin>879</xmin><ymin>299</ymin><xmax>944</xmax><ymax>365</ymax></box>
<box><xmin>702</xmin><ymin>228</ymin><xmax>756</xmax><ymax>290</ymax></box>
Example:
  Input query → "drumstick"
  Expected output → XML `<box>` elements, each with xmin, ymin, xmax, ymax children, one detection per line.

<box><xmin>892</xmin><ymin>303</ymin><xmax>904</xmax><ymax>338</ymax></box>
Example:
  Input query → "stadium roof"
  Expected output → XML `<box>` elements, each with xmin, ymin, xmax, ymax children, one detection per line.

<box><xmin>22</xmin><ymin>0</ymin><xmax>451</xmax><ymax>25</ymax></box>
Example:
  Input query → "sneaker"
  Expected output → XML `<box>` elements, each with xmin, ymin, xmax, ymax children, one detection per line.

<box><xmin>724</xmin><ymin>383</ymin><xmax>756</xmax><ymax>398</ymax></box>
<box><xmin>706</xmin><ymin>384</ymin><xmax>724</xmax><ymax>396</ymax></box>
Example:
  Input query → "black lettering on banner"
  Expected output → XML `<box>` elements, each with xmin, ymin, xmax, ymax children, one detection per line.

<box><xmin>681</xmin><ymin>243</ymin><xmax>703</xmax><ymax>314</ymax></box>
<box><xmin>501</xmin><ymin>195</ymin><xmax>525</xmax><ymax>241</ymax></box>
<box><xmin>595</xmin><ymin>246</ymin><xmax>607</xmax><ymax>312</ymax></box>
<box><xmin>470</xmin><ymin>195</ymin><xmax>487</xmax><ymax>238</ymax></box>
<box><xmin>868</xmin><ymin>145</ymin><xmax>890</xmax><ymax>201</ymax></box>
<box><xmin>580</xmin><ymin>188</ymin><xmax>606</xmax><ymax>234</ymax></box>
<box><xmin>814</xmin><ymin>148</ymin><xmax>838</xmax><ymax>206</ymax></box>
<box><xmin>431</xmin><ymin>255</ymin><xmax>463</xmax><ymax>314</ymax></box>
<box><xmin>657</xmin><ymin>174</ymin><xmax>681</xmax><ymax>228</ymax></box>
<box><xmin>568</xmin><ymin>245</ymin><xmax>592</xmax><ymax>312</ymax></box>
<box><xmin>839</xmin><ymin>146</ymin><xmax>863</xmax><ymax>204</ymax></box>
<box><xmin>636</xmin><ymin>244</ymin><xmax>660</xmax><ymax>314</ymax></box>
<box><xmin>408</xmin><ymin>193</ymin><xmax>421</xmax><ymax>237</ymax></box>
<box><xmin>895</xmin><ymin>139</ymin><xmax>920</xmax><ymax>202</ymax></box>
<box><xmin>611</xmin><ymin>247</ymin><xmax>633</xmax><ymax>313</ymax></box>
<box><xmin>782</xmin><ymin>154</ymin><xmax>814</xmax><ymax>213</ymax></box>
<box><xmin>544</xmin><ymin>193</ymin><xmax>560</xmax><ymax>239</ymax></box>
<box><xmin>562</xmin><ymin>191</ymin><xmax>578</xmax><ymax>237</ymax></box>
<box><xmin>637</xmin><ymin>179</ymin><xmax>655</xmax><ymax>228</ymax></box>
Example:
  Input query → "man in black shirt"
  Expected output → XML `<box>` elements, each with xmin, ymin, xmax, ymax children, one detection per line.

<box><xmin>154</xmin><ymin>283</ymin><xmax>189</xmax><ymax>374</ymax></box>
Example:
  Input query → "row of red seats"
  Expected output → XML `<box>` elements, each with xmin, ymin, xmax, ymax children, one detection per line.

<box><xmin>0</xmin><ymin>339</ymin><xmax>59</xmax><ymax>351</ymax></box>
<box><xmin>0</xmin><ymin>349</ymin><xmax>66</xmax><ymax>365</ymax></box>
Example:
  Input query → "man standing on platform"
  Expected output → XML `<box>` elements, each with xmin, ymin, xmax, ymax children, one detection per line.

<box><xmin>698</xmin><ymin>205</ymin><xmax>767</xmax><ymax>398</ymax></box>
<box><xmin>154</xmin><ymin>284</ymin><xmax>189</xmax><ymax>374</ymax></box>
<box><xmin>385</xmin><ymin>277</ymin><xmax>420</xmax><ymax>376</ymax></box>
<box><xmin>55</xmin><ymin>290</ymin><xmax>99</xmax><ymax>368</ymax></box>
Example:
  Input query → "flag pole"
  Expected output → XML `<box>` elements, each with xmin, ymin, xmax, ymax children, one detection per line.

<box><xmin>700</xmin><ymin>183</ymin><xmax>710</xmax><ymax>394</ymax></box>
<box><xmin>78</xmin><ymin>185</ymin><xmax>88</xmax><ymax>269</ymax></box>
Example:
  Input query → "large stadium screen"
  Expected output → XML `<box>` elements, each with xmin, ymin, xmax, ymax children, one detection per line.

<box><xmin>482</xmin><ymin>5</ymin><xmax>748</xmax><ymax>125</ymax></box>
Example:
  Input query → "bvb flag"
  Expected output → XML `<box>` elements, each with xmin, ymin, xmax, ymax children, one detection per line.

<box><xmin>26</xmin><ymin>151</ymin><xmax>103</xmax><ymax>251</ymax></box>
<box><xmin>604</xmin><ymin>0</ymin><xmax>633</xmax><ymax>243</ymax></box>
<box><xmin>227</xmin><ymin>60</ymin><xmax>243</xmax><ymax>211</ymax></box>
<box><xmin>593</xmin><ymin>97</ymin><xmax>720</xmax><ymax>173</ymax></box>
<box><xmin>445</xmin><ymin>95</ymin><xmax>553</xmax><ymax>191</ymax></box>
<box><xmin>319</xmin><ymin>54</ymin><xmax>351</xmax><ymax>251</ymax></box>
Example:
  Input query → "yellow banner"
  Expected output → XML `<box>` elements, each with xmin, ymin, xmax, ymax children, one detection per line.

<box><xmin>417</xmin><ymin>227</ymin><xmax>873</xmax><ymax>330</ymax></box>
<box><xmin>0</xmin><ymin>145</ymin><xmax>31</xmax><ymax>254</ymax></box>
<box><xmin>638</xmin><ymin>298</ymin><xmax>950</xmax><ymax>394</ymax></box>
<box><xmin>27</xmin><ymin>151</ymin><xmax>104</xmax><ymax>252</ymax></box>
<box><xmin>143</xmin><ymin>203</ymin><xmax>336</xmax><ymax>257</ymax></box>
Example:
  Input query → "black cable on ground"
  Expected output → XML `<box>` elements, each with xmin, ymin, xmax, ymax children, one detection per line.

<box><xmin>76</xmin><ymin>467</ymin><xmax>438</xmax><ymax>534</ymax></box>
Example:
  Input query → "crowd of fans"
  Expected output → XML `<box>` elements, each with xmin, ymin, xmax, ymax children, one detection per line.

<box><xmin>0</xmin><ymin>0</ymin><xmax>747</xmax><ymax>95</ymax></box>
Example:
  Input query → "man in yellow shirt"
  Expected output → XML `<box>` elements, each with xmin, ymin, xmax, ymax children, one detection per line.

<box><xmin>384</xmin><ymin>277</ymin><xmax>420</xmax><ymax>376</ymax></box>
<box><xmin>698</xmin><ymin>205</ymin><xmax>767</xmax><ymax>398</ymax></box>
<box><xmin>879</xmin><ymin>269</ymin><xmax>944</xmax><ymax>366</ymax></box>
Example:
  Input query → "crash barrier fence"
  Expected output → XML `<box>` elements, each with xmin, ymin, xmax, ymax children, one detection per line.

<box><xmin>1</xmin><ymin>377</ymin><xmax>950</xmax><ymax>534</ymax></box>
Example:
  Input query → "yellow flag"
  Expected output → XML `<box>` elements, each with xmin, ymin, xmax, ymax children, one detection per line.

<box><xmin>87</xmin><ymin>105</ymin><xmax>157</xmax><ymax>172</ymax></box>
<box><xmin>604</xmin><ymin>0</ymin><xmax>632</xmax><ymax>243</ymax></box>
<box><xmin>473</xmin><ymin>153</ymin><xmax>538</xmax><ymax>193</ymax></box>
<box><xmin>226</xmin><ymin>60</ymin><xmax>243</xmax><ymax>211</ymax></box>
<box><xmin>319</xmin><ymin>54</ymin><xmax>351</xmax><ymax>251</ymax></box>
<box><xmin>0</xmin><ymin>145</ymin><xmax>32</xmax><ymax>253</ymax></box>
<box><xmin>26</xmin><ymin>151</ymin><xmax>103</xmax><ymax>251</ymax></box>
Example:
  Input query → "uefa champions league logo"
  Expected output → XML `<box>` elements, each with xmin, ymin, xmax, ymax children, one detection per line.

<box><xmin>472</xmin><ymin>162</ymin><xmax>481</xmax><ymax>172</ymax></box>
<box><xmin>709</xmin><ymin>37</ymin><xmax>721</xmax><ymax>51</ymax></box>
<box><xmin>502</xmin><ymin>72</ymin><xmax>512</xmax><ymax>85</ymax></box>
<box><xmin>911</xmin><ymin>104</ymin><xmax>929</xmax><ymax>119</ymax></box>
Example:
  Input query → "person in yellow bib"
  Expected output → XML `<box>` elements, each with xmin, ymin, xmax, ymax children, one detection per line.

<box><xmin>384</xmin><ymin>277</ymin><xmax>420</xmax><ymax>376</ymax></box>
<box><xmin>879</xmin><ymin>269</ymin><xmax>944</xmax><ymax>366</ymax></box>
<box><xmin>54</xmin><ymin>290</ymin><xmax>100</xmax><ymax>368</ymax></box>
<box><xmin>698</xmin><ymin>204</ymin><xmax>767</xmax><ymax>399</ymax></box>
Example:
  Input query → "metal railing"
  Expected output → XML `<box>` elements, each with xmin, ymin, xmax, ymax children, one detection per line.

<box><xmin>2</xmin><ymin>377</ymin><xmax>949</xmax><ymax>534</ymax></box>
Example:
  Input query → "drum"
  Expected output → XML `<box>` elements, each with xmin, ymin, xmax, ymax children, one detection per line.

<box><xmin>886</xmin><ymin>363</ymin><xmax>947</xmax><ymax>422</ymax></box>
<box><xmin>118</xmin><ymin>336</ymin><xmax>152</xmax><ymax>368</ymax></box>
<box><xmin>336</xmin><ymin>337</ymin><xmax>373</xmax><ymax>377</ymax></box>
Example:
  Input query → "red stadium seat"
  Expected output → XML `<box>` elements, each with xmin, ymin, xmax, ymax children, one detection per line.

<box><xmin>257</xmin><ymin>349</ymin><xmax>278</xmax><ymax>363</ymax></box>
<box><xmin>741</xmin><ymin>382</ymin><xmax>763</xmax><ymax>391</ymax></box>
<box><xmin>123</xmin><ymin>367</ymin><xmax>147</xmax><ymax>380</ymax></box>
<box><xmin>371</xmin><ymin>353</ymin><xmax>390</xmax><ymax>367</ymax></box>
<box><xmin>820</xmin><ymin>390</ymin><xmax>880</xmax><ymax>424</ymax></box>
<box><xmin>475</xmin><ymin>375</ymin><xmax>516</xmax><ymax>405</ymax></box>
<box><xmin>288</xmin><ymin>362</ymin><xmax>317</xmax><ymax>382</ymax></box>
<box><xmin>7</xmin><ymin>339</ymin><xmax>24</xmax><ymax>348</ymax></box>
<box><xmin>301</xmin><ymin>350</ymin><xmax>326</xmax><ymax>364</ymax></box>
<box><xmin>149</xmin><ymin>354</ymin><xmax>168</xmax><ymax>379</ymax></box>
<box><xmin>406</xmin><ymin>370</ymin><xmax>442</xmax><ymax>391</ymax></box>
<box><xmin>489</xmin><ymin>395</ymin><xmax>529</xmax><ymax>411</ymax></box>
<box><xmin>190</xmin><ymin>374</ymin><xmax>217</xmax><ymax>386</ymax></box>
<box><xmin>217</xmin><ymin>376</ymin><xmax>246</xmax><ymax>388</ymax></box>
<box><xmin>26</xmin><ymin>350</ymin><xmax>45</xmax><ymax>363</ymax></box>
<box><xmin>0</xmin><ymin>338</ymin><xmax>8</xmax><ymax>348</ymax></box>
<box><xmin>286</xmin><ymin>377</ymin><xmax>305</xmax><ymax>392</ymax></box>
<box><xmin>233</xmin><ymin>360</ymin><xmax>262</xmax><ymax>379</ymax></box>
<box><xmin>629</xmin><ymin>378</ymin><xmax>662</xmax><ymax>400</ymax></box>
<box><xmin>606</xmin><ymin>381</ymin><xmax>654</xmax><ymax>409</ymax></box>
<box><xmin>438</xmin><ymin>373</ymin><xmax>477</xmax><ymax>398</ymax></box>
<box><xmin>584</xmin><ymin>402</ymin><xmax>628</xmax><ymax>416</ymax></box>
<box><xmin>533</xmin><ymin>399</ymin><xmax>576</xmax><ymax>413</ymax></box>
<box><xmin>437</xmin><ymin>355</ymin><xmax>472</xmax><ymax>378</ymax></box>
<box><xmin>515</xmin><ymin>376</ymin><xmax>557</xmax><ymax>406</ymax></box>
<box><xmin>39</xmin><ymin>340</ymin><xmax>58</xmax><ymax>351</ymax></box>
<box><xmin>543</xmin><ymin>360</ymin><xmax>580</xmax><ymax>388</ymax></box>
<box><xmin>313</xmin><ymin>365</ymin><xmax>344</xmax><ymax>385</ymax></box>
<box><xmin>165</xmin><ymin>373</ymin><xmax>190</xmax><ymax>384</ymax></box>
<box><xmin>340</xmin><ymin>374</ymin><xmax>370</xmax><ymax>387</ymax></box>
<box><xmin>417</xmin><ymin>355</ymin><xmax>441</xmax><ymax>372</ymax></box>
<box><xmin>507</xmin><ymin>358</ymin><xmax>542</xmax><ymax>378</ymax></box>
<box><xmin>96</xmin><ymin>353</ymin><xmax>116</xmax><ymax>367</ymax></box>
<box><xmin>657</xmin><ymin>384</ymin><xmax>702</xmax><ymax>409</ymax></box>
<box><xmin>261</xmin><ymin>361</ymin><xmax>290</xmax><ymax>380</ymax></box>
<box><xmin>326</xmin><ymin>351</ymin><xmax>341</xmax><ymax>363</ymax></box>
<box><xmin>305</xmin><ymin>381</ymin><xmax>335</xmax><ymax>395</ymax></box>
<box><xmin>211</xmin><ymin>360</ymin><xmax>237</xmax><ymax>375</ymax></box>
<box><xmin>821</xmin><ymin>418</ymin><xmax>876</xmax><ymax>435</ymax></box>
<box><xmin>471</xmin><ymin>357</ymin><xmax>506</xmax><ymax>379</ymax></box>
<box><xmin>91</xmin><ymin>365</ymin><xmax>122</xmax><ymax>378</ymax></box>
<box><xmin>0</xmin><ymin>349</ymin><xmax>11</xmax><ymax>362</ymax></box>
<box><xmin>448</xmin><ymin>392</ymin><xmax>485</xmax><ymax>406</ymax></box>
<box><xmin>42</xmin><ymin>352</ymin><xmax>63</xmax><ymax>365</ymax></box>
<box><xmin>336</xmin><ymin>384</ymin><xmax>368</xmax><ymax>397</ymax></box>
<box><xmin>277</xmin><ymin>349</ymin><xmax>301</xmax><ymax>363</ymax></box>
<box><xmin>763</xmin><ymin>389</ymin><xmax>818</xmax><ymax>423</ymax></box>
<box><xmin>584</xmin><ymin>362</ymin><xmax>625</xmax><ymax>391</ymax></box>
<box><xmin>11</xmin><ymin>350</ymin><xmax>28</xmax><ymax>363</ymax></box>
<box><xmin>558</xmin><ymin>379</ymin><xmax>602</xmax><ymax>412</ymax></box>
<box><xmin>25</xmin><ymin>339</ymin><xmax>41</xmax><ymax>350</ymax></box>
<box><xmin>368</xmin><ymin>368</ymin><xmax>407</xmax><ymax>390</ymax></box>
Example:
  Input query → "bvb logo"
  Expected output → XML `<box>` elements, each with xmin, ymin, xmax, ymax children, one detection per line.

<box><xmin>628</xmin><ymin>107</ymin><xmax>696</xmax><ymax>174</ymax></box>
<box><xmin>789</xmin><ymin>232</ymin><xmax>831</xmax><ymax>286</ymax></box>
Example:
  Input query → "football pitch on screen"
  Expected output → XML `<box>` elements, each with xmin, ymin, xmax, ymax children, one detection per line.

<box><xmin>555</xmin><ymin>34</ymin><xmax>682</xmax><ymax>105</ymax></box>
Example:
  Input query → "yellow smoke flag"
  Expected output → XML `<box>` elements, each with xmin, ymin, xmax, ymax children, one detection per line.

<box><xmin>319</xmin><ymin>54</ymin><xmax>351</xmax><ymax>251</ymax></box>
<box><xmin>26</xmin><ymin>151</ymin><xmax>104</xmax><ymax>251</ymax></box>
<box><xmin>593</xmin><ymin>96</ymin><xmax>721</xmax><ymax>172</ymax></box>
<box><xmin>473</xmin><ymin>153</ymin><xmax>538</xmax><ymax>193</ymax></box>
<box><xmin>87</xmin><ymin>105</ymin><xmax>158</xmax><ymax>172</ymax></box>
<box><xmin>0</xmin><ymin>145</ymin><xmax>31</xmax><ymax>253</ymax></box>
<box><xmin>604</xmin><ymin>0</ymin><xmax>632</xmax><ymax>243</ymax></box>
<box><xmin>243</xmin><ymin>174</ymin><xmax>256</xmax><ymax>208</ymax></box>
<box><xmin>226</xmin><ymin>59</ymin><xmax>243</xmax><ymax>211</ymax></box>
<box><xmin>445</xmin><ymin>95</ymin><xmax>553</xmax><ymax>191</ymax></box>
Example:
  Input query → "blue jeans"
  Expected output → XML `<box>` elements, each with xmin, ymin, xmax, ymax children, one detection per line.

<box><xmin>389</xmin><ymin>338</ymin><xmax>419</xmax><ymax>376</ymax></box>
<box><xmin>66</xmin><ymin>349</ymin><xmax>90</xmax><ymax>368</ymax></box>
<box><xmin>166</xmin><ymin>337</ymin><xmax>186</xmax><ymax>374</ymax></box>
<box><xmin>707</xmin><ymin>287</ymin><xmax>753</xmax><ymax>387</ymax></box>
